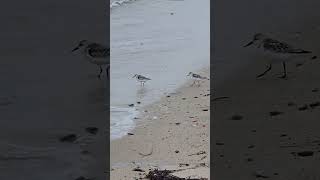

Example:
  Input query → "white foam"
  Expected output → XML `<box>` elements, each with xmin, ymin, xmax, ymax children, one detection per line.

<box><xmin>110</xmin><ymin>106</ymin><xmax>139</xmax><ymax>140</ymax></box>
<box><xmin>110</xmin><ymin>0</ymin><xmax>137</xmax><ymax>9</ymax></box>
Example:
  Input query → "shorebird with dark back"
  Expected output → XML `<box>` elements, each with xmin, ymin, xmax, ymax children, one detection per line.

<box><xmin>132</xmin><ymin>74</ymin><xmax>151</xmax><ymax>86</ymax></box>
<box><xmin>187</xmin><ymin>72</ymin><xmax>209</xmax><ymax>87</ymax></box>
<box><xmin>72</xmin><ymin>40</ymin><xmax>110</xmax><ymax>79</ymax></box>
<box><xmin>244</xmin><ymin>33</ymin><xmax>312</xmax><ymax>79</ymax></box>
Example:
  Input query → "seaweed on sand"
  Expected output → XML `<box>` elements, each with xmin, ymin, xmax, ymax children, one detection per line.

<box><xmin>145</xmin><ymin>169</ymin><xmax>208</xmax><ymax>180</ymax></box>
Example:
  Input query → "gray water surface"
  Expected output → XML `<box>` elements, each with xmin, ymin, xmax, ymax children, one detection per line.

<box><xmin>110</xmin><ymin>0</ymin><xmax>210</xmax><ymax>140</ymax></box>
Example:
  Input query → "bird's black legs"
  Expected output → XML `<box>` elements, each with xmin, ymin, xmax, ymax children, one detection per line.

<box><xmin>256</xmin><ymin>64</ymin><xmax>272</xmax><ymax>78</ymax></box>
<box><xmin>97</xmin><ymin>65</ymin><xmax>103</xmax><ymax>79</ymax></box>
<box><xmin>279</xmin><ymin>62</ymin><xmax>287</xmax><ymax>79</ymax></box>
<box><xmin>191</xmin><ymin>80</ymin><xmax>196</xmax><ymax>87</ymax></box>
<box><xmin>106</xmin><ymin>65</ymin><xmax>110</xmax><ymax>79</ymax></box>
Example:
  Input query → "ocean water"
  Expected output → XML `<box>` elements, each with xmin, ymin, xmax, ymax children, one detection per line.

<box><xmin>110</xmin><ymin>0</ymin><xmax>210</xmax><ymax>140</ymax></box>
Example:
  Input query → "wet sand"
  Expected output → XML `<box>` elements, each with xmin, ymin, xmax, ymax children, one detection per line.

<box><xmin>110</xmin><ymin>68</ymin><xmax>210</xmax><ymax>179</ymax></box>
<box><xmin>0</xmin><ymin>0</ymin><xmax>108</xmax><ymax>179</ymax></box>
<box><xmin>213</xmin><ymin>0</ymin><xmax>320</xmax><ymax>179</ymax></box>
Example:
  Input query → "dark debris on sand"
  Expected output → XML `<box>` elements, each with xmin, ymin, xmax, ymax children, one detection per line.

<box><xmin>85</xmin><ymin>127</ymin><xmax>99</xmax><ymax>135</ymax></box>
<box><xmin>253</xmin><ymin>171</ymin><xmax>269</xmax><ymax>179</ymax></box>
<box><xmin>59</xmin><ymin>134</ymin><xmax>77</xmax><ymax>142</ymax></box>
<box><xmin>230</xmin><ymin>115</ymin><xmax>243</xmax><ymax>120</ymax></box>
<box><xmin>145</xmin><ymin>169</ymin><xmax>207</xmax><ymax>180</ymax></box>
<box><xmin>309</xmin><ymin>102</ymin><xmax>320</xmax><ymax>109</ymax></box>
<box><xmin>287</xmin><ymin>102</ymin><xmax>295</xmax><ymax>107</ymax></box>
<box><xmin>297</xmin><ymin>151</ymin><xmax>314</xmax><ymax>157</ymax></box>
<box><xmin>74</xmin><ymin>176</ymin><xmax>93</xmax><ymax>180</ymax></box>
<box><xmin>298</xmin><ymin>105</ymin><xmax>309</xmax><ymax>111</ymax></box>
<box><xmin>269</xmin><ymin>111</ymin><xmax>283</xmax><ymax>116</ymax></box>
<box><xmin>133</xmin><ymin>167</ymin><xmax>145</xmax><ymax>172</ymax></box>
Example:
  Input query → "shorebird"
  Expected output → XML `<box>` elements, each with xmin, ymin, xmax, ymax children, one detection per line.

<box><xmin>72</xmin><ymin>40</ymin><xmax>110</xmax><ymax>79</ymax></box>
<box><xmin>132</xmin><ymin>74</ymin><xmax>151</xmax><ymax>86</ymax></box>
<box><xmin>244</xmin><ymin>33</ymin><xmax>312</xmax><ymax>79</ymax></box>
<box><xmin>187</xmin><ymin>72</ymin><xmax>209</xmax><ymax>87</ymax></box>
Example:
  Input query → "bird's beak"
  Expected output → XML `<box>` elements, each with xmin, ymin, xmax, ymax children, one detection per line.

<box><xmin>132</xmin><ymin>75</ymin><xmax>136</xmax><ymax>78</ymax></box>
<box><xmin>71</xmin><ymin>46</ymin><xmax>79</xmax><ymax>52</ymax></box>
<box><xmin>244</xmin><ymin>41</ymin><xmax>254</xmax><ymax>47</ymax></box>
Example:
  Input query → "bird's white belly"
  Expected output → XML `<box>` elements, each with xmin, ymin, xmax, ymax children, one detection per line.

<box><xmin>83</xmin><ymin>55</ymin><xmax>108</xmax><ymax>65</ymax></box>
<box><xmin>263</xmin><ymin>50</ymin><xmax>292</xmax><ymax>64</ymax></box>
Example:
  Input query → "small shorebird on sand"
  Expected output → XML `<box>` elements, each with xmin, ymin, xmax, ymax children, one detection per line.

<box><xmin>132</xmin><ymin>74</ymin><xmax>151</xmax><ymax>86</ymax></box>
<box><xmin>187</xmin><ymin>72</ymin><xmax>209</xmax><ymax>87</ymax></box>
<box><xmin>72</xmin><ymin>40</ymin><xmax>110</xmax><ymax>79</ymax></box>
<box><xmin>244</xmin><ymin>33</ymin><xmax>312</xmax><ymax>79</ymax></box>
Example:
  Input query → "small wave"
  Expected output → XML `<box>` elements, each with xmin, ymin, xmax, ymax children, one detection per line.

<box><xmin>111</xmin><ymin>106</ymin><xmax>139</xmax><ymax>140</ymax></box>
<box><xmin>110</xmin><ymin>0</ymin><xmax>138</xmax><ymax>9</ymax></box>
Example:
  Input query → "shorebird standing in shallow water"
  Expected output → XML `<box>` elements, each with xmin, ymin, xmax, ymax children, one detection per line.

<box><xmin>132</xmin><ymin>74</ymin><xmax>151</xmax><ymax>86</ymax></box>
<box><xmin>72</xmin><ymin>40</ymin><xmax>110</xmax><ymax>79</ymax></box>
<box><xmin>187</xmin><ymin>72</ymin><xmax>209</xmax><ymax>87</ymax></box>
<box><xmin>244</xmin><ymin>33</ymin><xmax>312</xmax><ymax>79</ymax></box>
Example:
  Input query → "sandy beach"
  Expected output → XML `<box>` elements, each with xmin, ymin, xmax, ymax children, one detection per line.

<box><xmin>212</xmin><ymin>0</ymin><xmax>320</xmax><ymax>179</ymax></box>
<box><xmin>0</xmin><ymin>0</ymin><xmax>108</xmax><ymax>179</ymax></box>
<box><xmin>110</xmin><ymin>68</ymin><xmax>210</xmax><ymax>179</ymax></box>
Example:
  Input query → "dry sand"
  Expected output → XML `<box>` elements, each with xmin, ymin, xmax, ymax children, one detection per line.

<box><xmin>110</xmin><ymin>68</ymin><xmax>210</xmax><ymax>179</ymax></box>
<box><xmin>212</xmin><ymin>0</ymin><xmax>320</xmax><ymax>179</ymax></box>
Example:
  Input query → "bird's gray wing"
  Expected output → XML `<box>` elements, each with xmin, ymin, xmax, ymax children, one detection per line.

<box><xmin>138</xmin><ymin>75</ymin><xmax>151</xmax><ymax>80</ymax></box>
<box><xmin>263</xmin><ymin>38</ymin><xmax>311</xmax><ymax>54</ymax></box>
<box><xmin>87</xmin><ymin>43</ymin><xmax>110</xmax><ymax>58</ymax></box>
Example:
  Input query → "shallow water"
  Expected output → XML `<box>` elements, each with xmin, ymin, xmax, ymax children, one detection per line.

<box><xmin>110</xmin><ymin>0</ymin><xmax>210</xmax><ymax>140</ymax></box>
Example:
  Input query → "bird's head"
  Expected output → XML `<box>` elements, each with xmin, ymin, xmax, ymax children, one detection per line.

<box><xmin>244</xmin><ymin>33</ymin><xmax>266</xmax><ymax>47</ymax></box>
<box><xmin>72</xmin><ymin>40</ymin><xmax>90</xmax><ymax>52</ymax></box>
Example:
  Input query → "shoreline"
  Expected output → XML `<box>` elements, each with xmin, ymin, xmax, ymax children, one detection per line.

<box><xmin>110</xmin><ymin>67</ymin><xmax>210</xmax><ymax>179</ymax></box>
<box><xmin>110</xmin><ymin>66</ymin><xmax>210</xmax><ymax>141</ymax></box>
